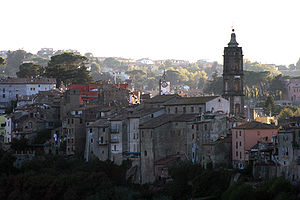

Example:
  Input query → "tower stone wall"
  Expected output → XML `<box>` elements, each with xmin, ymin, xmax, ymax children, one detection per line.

<box><xmin>223</xmin><ymin>30</ymin><xmax>244</xmax><ymax>116</ymax></box>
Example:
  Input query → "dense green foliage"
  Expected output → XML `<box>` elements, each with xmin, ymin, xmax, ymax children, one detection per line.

<box><xmin>264</xmin><ymin>95</ymin><xmax>275</xmax><ymax>116</ymax></box>
<box><xmin>0</xmin><ymin>56</ymin><xmax>6</xmax><ymax>65</ymax></box>
<box><xmin>0</xmin><ymin>154</ymin><xmax>133</xmax><ymax>200</ymax></box>
<box><xmin>0</xmin><ymin>154</ymin><xmax>299</xmax><ymax>200</ymax></box>
<box><xmin>45</xmin><ymin>53</ymin><xmax>93</xmax><ymax>86</ymax></box>
<box><xmin>16</xmin><ymin>62</ymin><xmax>43</xmax><ymax>78</ymax></box>
<box><xmin>222</xmin><ymin>177</ymin><xmax>297</xmax><ymax>200</ymax></box>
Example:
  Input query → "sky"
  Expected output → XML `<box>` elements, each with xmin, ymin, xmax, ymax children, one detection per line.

<box><xmin>1</xmin><ymin>0</ymin><xmax>300</xmax><ymax>66</ymax></box>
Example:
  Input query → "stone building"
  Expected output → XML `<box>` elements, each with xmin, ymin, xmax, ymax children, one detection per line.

<box><xmin>65</xmin><ymin>105</ymin><xmax>110</xmax><ymax>156</ymax></box>
<box><xmin>201</xmin><ymin>136</ymin><xmax>232</xmax><ymax>169</ymax></box>
<box><xmin>164</xmin><ymin>96</ymin><xmax>229</xmax><ymax>114</ymax></box>
<box><xmin>223</xmin><ymin>30</ymin><xmax>244</xmax><ymax>116</ymax></box>
<box><xmin>187</xmin><ymin>113</ymin><xmax>231</xmax><ymax>167</ymax></box>
<box><xmin>85</xmin><ymin>119</ymin><xmax>110</xmax><ymax>161</ymax></box>
<box><xmin>249</xmin><ymin>142</ymin><xmax>277</xmax><ymax>180</ymax></box>
<box><xmin>139</xmin><ymin>114</ymin><xmax>196</xmax><ymax>183</ymax></box>
<box><xmin>275</xmin><ymin>127</ymin><xmax>300</xmax><ymax>181</ymax></box>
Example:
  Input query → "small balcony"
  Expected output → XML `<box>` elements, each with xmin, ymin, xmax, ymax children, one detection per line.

<box><xmin>110</xmin><ymin>138</ymin><xmax>119</xmax><ymax>143</ymax></box>
<box><xmin>99</xmin><ymin>142</ymin><xmax>108</xmax><ymax>146</ymax></box>
<box><xmin>110</xmin><ymin>128</ymin><xmax>119</xmax><ymax>134</ymax></box>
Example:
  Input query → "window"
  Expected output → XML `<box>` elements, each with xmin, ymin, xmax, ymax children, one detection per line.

<box><xmin>240</xmin><ymin>152</ymin><xmax>242</xmax><ymax>159</ymax></box>
<box><xmin>38</xmin><ymin>85</ymin><xmax>40</xmax><ymax>87</ymax></box>
<box><xmin>100</xmin><ymin>136</ymin><xmax>103</xmax><ymax>144</ymax></box>
<box><xmin>199</xmin><ymin>107</ymin><xmax>202</xmax><ymax>113</ymax></box>
<box><xmin>239</xmin><ymin>131</ymin><xmax>241</xmax><ymax>136</ymax></box>
<box><xmin>175</xmin><ymin>107</ymin><xmax>178</xmax><ymax>114</ymax></box>
<box><xmin>192</xmin><ymin>134</ymin><xmax>194</xmax><ymax>140</ymax></box>
<box><xmin>91</xmin><ymin>138</ymin><xmax>94</xmax><ymax>144</ymax></box>
<box><xmin>183</xmin><ymin>107</ymin><xmax>186</xmax><ymax>113</ymax></box>
<box><xmin>2</xmin><ymin>94</ymin><xmax>5</xmax><ymax>98</ymax></box>
<box><xmin>239</xmin><ymin>141</ymin><xmax>242</xmax><ymax>146</ymax></box>
<box><xmin>234</xmin><ymin>79</ymin><xmax>239</xmax><ymax>92</ymax></box>
<box><xmin>114</xmin><ymin>145</ymin><xmax>116</xmax><ymax>151</ymax></box>
<box><xmin>71</xmin><ymin>138</ymin><xmax>74</xmax><ymax>143</ymax></box>
<box><xmin>236</xmin><ymin>141</ymin><xmax>238</xmax><ymax>149</ymax></box>
<box><xmin>144</xmin><ymin>150</ymin><xmax>147</xmax><ymax>156</ymax></box>
<box><xmin>89</xmin><ymin>129</ymin><xmax>93</xmax><ymax>133</ymax></box>
<box><xmin>68</xmin><ymin>119</ymin><xmax>70</xmax><ymax>124</ymax></box>
<box><xmin>236</xmin><ymin>151</ymin><xmax>238</xmax><ymax>157</ymax></box>
<box><xmin>103</xmin><ymin>128</ymin><xmax>105</xmax><ymax>132</ymax></box>
<box><xmin>142</xmin><ymin>131</ymin><xmax>144</xmax><ymax>137</ymax></box>
<box><xmin>204</xmin><ymin>124</ymin><xmax>208</xmax><ymax>131</ymax></box>
<box><xmin>236</xmin><ymin>131</ymin><xmax>238</xmax><ymax>138</ymax></box>
<box><xmin>71</xmin><ymin>119</ymin><xmax>74</xmax><ymax>124</ymax></box>
<box><xmin>188</xmin><ymin>107</ymin><xmax>193</xmax><ymax>114</ymax></box>
<box><xmin>80</xmin><ymin>118</ymin><xmax>83</xmax><ymax>124</ymax></box>
<box><xmin>151</xmin><ymin>114</ymin><xmax>154</xmax><ymax>118</ymax></box>
<box><xmin>2</xmin><ymin>88</ymin><xmax>5</xmax><ymax>93</ymax></box>
<box><xmin>192</xmin><ymin>125</ymin><xmax>194</xmax><ymax>129</ymax></box>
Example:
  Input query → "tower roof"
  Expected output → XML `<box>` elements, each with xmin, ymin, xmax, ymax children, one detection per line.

<box><xmin>228</xmin><ymin>29</ymin><xmax>239</xmax><ymax>47</ymax></box>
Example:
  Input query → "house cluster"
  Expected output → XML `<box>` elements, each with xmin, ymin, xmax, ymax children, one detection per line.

<box><xmin>2</xmin><ymin>31</ymin><xmax>300</xmax><ymax>186</ymax></box>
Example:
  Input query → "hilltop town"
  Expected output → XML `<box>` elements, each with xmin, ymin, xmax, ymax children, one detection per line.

<box><xmin>1</xmin><ymin>31</ymin><xmax>300</xmax><ymax>199</ymax></box>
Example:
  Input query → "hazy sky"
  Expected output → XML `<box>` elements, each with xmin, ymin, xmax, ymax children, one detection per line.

<box><xmin>1</xmin><ymin>0</ymin><xmax>300</xmax><ymax>65</ymax></box>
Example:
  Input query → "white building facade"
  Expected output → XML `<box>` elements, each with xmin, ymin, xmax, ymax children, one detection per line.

<box><xmin>0</xmin><ymin>78</ymin><xmax>56</xmax><ymax>113</ymax></box>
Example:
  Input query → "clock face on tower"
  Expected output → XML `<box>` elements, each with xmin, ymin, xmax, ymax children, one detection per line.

<box><xmin>161</xmin><ymin>81</ymin><xmax>168</xmax><ymax>88</ymax></box>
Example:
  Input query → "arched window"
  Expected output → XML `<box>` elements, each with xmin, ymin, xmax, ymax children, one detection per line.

<box><xmin>235</xmin><ymin>60</ymin><xmax>239</xmax><ymax>71</ymax></box>
<box><xmin>235</xmin><ymin>104</ymin><xmax>240</xmax><ymax>115</ymax></box>
<box><xmin>234</xmin><ymin>79</ymin><xmax>239</xmax><ymax>92</ymax></box>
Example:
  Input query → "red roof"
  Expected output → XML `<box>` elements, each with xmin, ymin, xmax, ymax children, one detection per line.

<box><xmin>68</xmin><ymin>84</ymin><xmax>128</xmax><ymax>104</ymax></box>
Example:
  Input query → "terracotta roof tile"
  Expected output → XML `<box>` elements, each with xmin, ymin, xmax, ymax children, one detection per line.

<box><xmin>233</xmin><ymin>121</ymin><xmax>277</xmax><ymax>130</ymax></box>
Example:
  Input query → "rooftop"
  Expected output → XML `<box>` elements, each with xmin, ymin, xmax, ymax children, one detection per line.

<box><xmin>0</xmin><ymin>78</ymin><xmax>56</xmax><ymax>84</ymax></box>
<box><xmin>87</xmin><ymin>118</ymin><xmax>110</xmax><ymax>127</ymax></box>
<box><xmin>139</xmin><ymin>114</ymin><xmax>197</xmax><ymax>129</ymax></box>
<box><xmin>144</xmin><ymin>94</ymin><xmax>179</xmax><ymax>104</ymax></box>
<box><xmin>164</xmin><ymin>96</ymin><xmax>219</xmax><ymax>106</ymax></box>
<box><xmin>233</xmin><ymin>121</ymin><xmax>277</xmax><ymax>130</ymax></box>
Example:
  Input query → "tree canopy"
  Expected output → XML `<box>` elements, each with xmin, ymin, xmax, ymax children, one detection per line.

<box><xmin>16</xmin><ymin>63</ymin><xmax>43</xmax><ymax>78</ymax></box>
<box><xmin>45</xmin><ymin>53</ymin><xmax>93</xmax><ymax>86</ymax></box>
<box><xmin>0</xmin><ymin>57</ymin><xmax>6</xmax><ymax>65</ymax></box>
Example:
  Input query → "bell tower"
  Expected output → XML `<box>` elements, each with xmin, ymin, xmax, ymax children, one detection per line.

<box><xmin>223</xmin><ymin>29</ymin><xmax>244</xmax><ymax>116</ymax></box>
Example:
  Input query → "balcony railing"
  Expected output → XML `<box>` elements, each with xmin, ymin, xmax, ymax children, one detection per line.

<box><xmin>110</xmin><ymin>128</ymin><xmax>119</xmax><ymax>134</ymax></box>
<box><xmin>99</xmin><ymin>142</ymin><xmax>108</xmax><ymax>146</ymax></box>
<box><xmin>110</xmin><ymin>138</ymin><xmax>119</xmax><ymax>143</ymax></box>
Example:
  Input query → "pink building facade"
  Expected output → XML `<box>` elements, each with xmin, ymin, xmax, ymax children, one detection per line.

<box><xmin>285</xmin><ymin>79</ymin><xmax>300</xmax><ymax>102</ymax></box>
<box><xmin>232</xmin><ymin>121</ymin><xmax>277</xmax><ymax>169</ymax></box>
